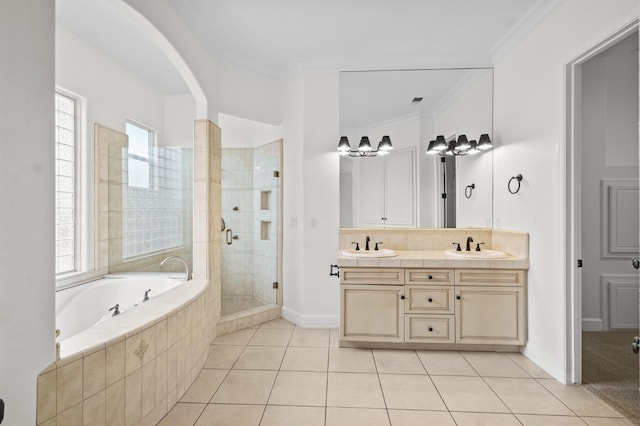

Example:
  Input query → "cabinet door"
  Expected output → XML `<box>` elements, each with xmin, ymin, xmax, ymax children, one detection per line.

<box><xmin>341</xmin><ymin>285</ymin><xmax>404</xmax><ymax>342</ymax></box>
<box><xmin>455</xmin><ymin>286</ymin><xmax>525</xmax><ymax>345</ymax></box>
<box><xmin>384</xmin><ymin>149</ymin><xmax>415</xmax><ymax>227</ymax></box>
<box><xmin>356</xmin><ymin>157</ymin><xmax>384</xmax><ymax>227</ymax></box>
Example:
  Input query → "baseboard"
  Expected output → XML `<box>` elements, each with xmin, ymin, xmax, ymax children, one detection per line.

<box><xmin>282</xmin><ymin>306</ymin><xmax>339</xmax><ymax>328</ymax></box>
<box><xmin>582</xmin><ymin>318</ymin><xmax>604</xmax><ymax>332</ymax></box>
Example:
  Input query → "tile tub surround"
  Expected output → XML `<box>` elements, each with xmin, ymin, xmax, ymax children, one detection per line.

<box><xmin>37</xmin><ymin>279</ymin><xmax>218</xmax><ymax>425</ymax></box>
<box><xmin>338</xmin><ymin>228</ymin><xmax>529</xmax><ymax>269</ymax></box>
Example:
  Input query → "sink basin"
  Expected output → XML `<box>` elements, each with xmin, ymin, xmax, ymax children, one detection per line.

<box><xmin>341</xmin><ymin>248</ymin><xmax>397</xmax><ymax>258</ymax></box>
<box><xmin>444</xmin><ymin>249</ymin><xmax>509</xmax><ymax>259</ymax></box>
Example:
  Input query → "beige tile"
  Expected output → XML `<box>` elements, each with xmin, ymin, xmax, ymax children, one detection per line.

<box><xmin>451</xmin><ymin>412</ymin><xmax>522</xmax><ymax>426</ymax></box>
<box><xmin>373</xmin><ymin>349</ymin><xmax>426</xmax><ymax>374</ymax></box>
<box><xmin>194</xmin><ymin>404</ymin><xmax>263</xmax><ymax>426</ymax></box>
<box><xmin>57</xmin><ymin>358</ymin><xmax>83</xmax><ymax>413</ymax></box>
<box><xmin>204</xmin><ymin>345</ymin><xmax>244</xmax><ymax>369</ymax></box>
<box><xmin>125</xmin><ymin>368</ymin><xmax>142</xmax><ymax>425</ymax></box>
<box><xmin>141</xmin><ymin>360</ymin><xmax>156</xmax><ymax>418</ymax></box>
<box><xmin>83</xmin><ymin>348</ymin><xmax>106</xmax><ymax>399</ymax></box>
<box><xmin>327</xmin><ymin>373</ymin><xmax>386</xmax><ymax>408</ymax></box>
<box><xmin>39</xmin><ymin>417</ymin><xmax>56</xmax><ymax>426</ymax></box>
<box><xmin>581</xmin><ymin>418</ymin><xmax>634</xmax><ymax>425</ymax></box>
<box><xmin>462</xmin><ymin>352</ymin><xmax>530</xmax><ymax>378</ymax></box>
<box><xmin>325</xmin><ymin>407</ymin><xmax>390</xmax><ymax>426</ymax></box>
<box><xmin>211</xmin><ymin>370</ymin><xmax>277</xmax><ymax>404</ymax></box>
<box><xmin>388</xmin><ymin>410</ymin><xmax>456</xmax><ymax>426</ymax></box>
<box><xmin>538</xmin><ymin>379</ymin><xmax>622</xmax><ymax>418</ymax></box>
<box><xmin>329</xmin><ymin>328</ymin><xmax>340</xmax><ymax>348</ymax></box>
<box><xmin>261</xmin><ymin>405</ymin><xmax>325</xmax><ymax>426</ymax></box>
<box><xmin>106</xmin><ymin>340</ymin><xmax>126</xmax><ymax>387</ymax></box>
<box><xmin>281</xmin><ymin>347</ymin><xmax>328</xmax><ymax>371</ymax></box>
<box><xmin>141</xmin><ymin>325</ymin><xmax>156</xmax><ymax>364</ymax></box>
<box><xmin>158</xmin><ymin>402</ymin><xmax>206</xmax><ymax>426</ymax></box>
<box><xmin>57</xmin><ymin>403</ymin><xmax>82</xmax><ymax>426</ymax></box>
<box><xmin>516</xmin><ymin>414</ymin><xmax>587</xmax><ymax>425</ymax></box>
<box><xmin>379</xmin><ymin>374</ymin><xmax>446</xmax><ymax>410</ymax></box>
<box><xmin>105</xmin><ymin>379</ymin><xmax>125</xmax><ymax>425</ymax></box>
<box><xmin>83</xmin><ymin>390</ymin><xmax>106</xmax><ymax>426</ymax></box>
<box><xmin>212</xmin><ymin>327</ymin><xmax>257</xmax><ymax>345</ymax></box>
<box><xmin>156</xmin><ymin>351</ymin><xmax>168</xmax><ymax>404</ymax></box>
<box><xmin>485</xmin><ymin>377</ymin><xmax>573</xmax><ymax>415</ymax></box>
<box><xmin>260</xmin><ymin>318</ymin><xmax>296</xmax><ymax>329</ymax></box>
<box><xmin>417</xmin><ymin>351</ymin><xmax>477</xmax><ymax>376</ymax></box>
<box><xmin>506</xmin><ymin>353</ymin><xmax>553</xmax><ymax>378</ymax></box>
<box><xmin>37</xmin><ymin>369</ymin><xmax>57</xmax><ymax>423</ymax></box>
<box><xmin>156</xmin><ymin>318</ymin><xmax>168</xmax><ymax>354</ymax></box>
<box><xmin>329</xmin><ymin>348</ymin><xmax>377</xmax><ymax>373</ymax></box>
<box><xmin>233</xmin><ymin>346</ymin><xmax>286</xmax><ymax>370</ymax></box>
<box><xmin>268</xmin><ymin>371</ymin><xmax>327</xmax><ymax>406</ymax></box>
<box><xmin>289</xmin><ymin>328</ymin><xmax>331</xmax><ymax>347</ymax></box>
<box><xmin>431</xmin><ymin>376</ymin><xmax>509</xmax><ymax>413</ymax></box>
<box><xmin>248</xmin><ymin>328</ymin><xmax>293</xmax><ymax>346</ymax></box>
<box><xmin>125</xmin><ymin>332</ymin><xmax>142</xmax><ymax>376</ymax></box>
<box><xmin>180</xmin><ymin>369</ymin><xmax>228</xmax><ymax>403</ymax></box>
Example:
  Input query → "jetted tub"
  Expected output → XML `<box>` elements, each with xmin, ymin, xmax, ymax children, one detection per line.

<box><xmin>56</xmin><ymin>273</ymin><xmax>185</xmax><ymax>350</ymax></box>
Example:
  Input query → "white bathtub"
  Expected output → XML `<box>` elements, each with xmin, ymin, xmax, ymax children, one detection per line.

<box><xmin>56</xmin><ymin>273</ymin><xmax>184</xmax><ymax>344</ymax></box>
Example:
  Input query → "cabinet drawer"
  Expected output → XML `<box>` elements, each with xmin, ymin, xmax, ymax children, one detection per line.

<box><xmin>340</xmin><ymin>268</ymin><xmax>404</xmax><ymax>285</ymax></box>
<box><xmin>405</xmin><ymin>286</ymin><xmax>454</xmax><ymax>314</ymax></box>
<box><xmin>405</xmin><ymin>269</ymin><xmax>454</xmax><ymax>285</ymax></box>
<box><xmin>405</xmin><ymin>314</ymin><xmax>454</xmax><ymax>343</ymax></box>
<box><xmin>455</xmin><ymin>269</ymin><xmax>525</xmax><ymax>287</ymax></box>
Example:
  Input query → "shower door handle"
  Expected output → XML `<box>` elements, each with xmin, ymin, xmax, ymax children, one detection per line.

<box><xmin>632</xmin><ymin>257</ymin><xmax>640</xmax><ymax>269</ymax></box>
<box><xmin>226</xmin><ymin>229</ymin><xmax>233</xmax><ymax>245</ymax></box>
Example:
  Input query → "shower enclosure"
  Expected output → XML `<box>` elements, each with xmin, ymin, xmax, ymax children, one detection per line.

<box><xmin>221</xmin><ymin>140</ymin><xmax>281</xmax><ymax>316</ymax></box>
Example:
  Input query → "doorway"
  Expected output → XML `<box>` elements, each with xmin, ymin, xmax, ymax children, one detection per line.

<box><xmin>567</xmin><ymin>21</ymin><xmax>639</xmax><ymax>422</ymax></box>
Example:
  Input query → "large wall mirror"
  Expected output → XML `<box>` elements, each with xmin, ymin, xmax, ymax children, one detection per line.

<box><xmin>339</xmin><ymin>68</ymin><xmax>494</xmax><ymax>229</ymax></box>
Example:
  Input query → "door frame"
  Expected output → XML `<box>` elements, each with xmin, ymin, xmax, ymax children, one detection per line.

<box><xmin>565</xmin><ymin>19</ymin><xmax>639</xmax><ymax>384</ymax></box>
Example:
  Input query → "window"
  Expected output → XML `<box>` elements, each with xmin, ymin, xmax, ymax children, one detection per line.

<box><xmin>125</xmin><ymin>121</ymin><xmax>153</xmax><ymax>188</ymax></box>
<box><xmin>55</xmin><ymin>92</ymin><xmax>78</xmax><ymax>274</ymax></box>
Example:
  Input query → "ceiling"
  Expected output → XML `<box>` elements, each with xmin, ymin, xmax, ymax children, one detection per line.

<box><xmin>56</xmin><ymin>0</ymin><xmax>548</xmax><ymax>122</ymax></box>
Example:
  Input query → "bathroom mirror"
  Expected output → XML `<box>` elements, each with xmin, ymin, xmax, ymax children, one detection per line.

<box><xmin>339</xmin><ymin>68</ymin><xmax>493</xmax><ymax>228</ymax></box>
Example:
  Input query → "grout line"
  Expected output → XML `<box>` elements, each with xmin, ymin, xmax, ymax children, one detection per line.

<box><xmin>371</xmin><ymin>347</ymin><xmax>393</xmax><ymax>425</ymax></box>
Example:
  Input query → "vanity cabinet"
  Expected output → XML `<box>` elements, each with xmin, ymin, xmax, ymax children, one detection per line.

<box><xmin>339</xmin><ymin>267</ymin><xmax>527</xmax><ymax>348</ymax></box>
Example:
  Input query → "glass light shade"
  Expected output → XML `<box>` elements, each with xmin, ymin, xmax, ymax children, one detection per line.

<box><xmin>468</xmin><ymin>140</ymin><xmax>480</xmax><ymax>154</ymax></box>
<box><xmin>434</xmin><ymin>135</ymin><xmax>448</xmax><ymax>151</ymax></box>
<box><xmin>455</xmin><ymin>134</ymin><xmax>471</xmax><ymax>151</ymax></box>
<box><xmin>444</xmin><ymin>140</ymin><xmax>456</xmax><ymax>156</ymax></box>
<box><xmin>358</xmin><ymin>136</ymin><xmax>372</xmax><ymax>152</ymax></box>
<box><xmin>478</xmin><ymin>133</ymin><xmax>492</xmax><ymax>150</ymax></box>
<box><xmin>378</xmin><ymin>135</ymin><xmax>393</xmax><ymax>151</ymax></box>
<box><xmin>337</xmin><ymin>136</ymin><xmax>351</xmax><ymax>152</ymax></box>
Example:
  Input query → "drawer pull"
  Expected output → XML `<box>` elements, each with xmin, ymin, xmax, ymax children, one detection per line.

<box><xmin>428</xmin><ymin>275</ymin><xmax>433</xmax><ymax>280</ymax></box>
<box><xmin>428</xmin><ymin>298</ymin><xmax>433</xmax><ymax>303</ymax></box>
<box><xmin>428</xmin><ymin>327</ymin><xmax>433</xmax><ymax>332</ymax></box>
<box><xmin>400</xmin><ymin>295</ymin><xmax>405</xmax><ymax>300</ymax></box>
<box><xmin>456</xmin><ymin>295</ymin><xmax>461</xmax><ymax>300</ymax></box>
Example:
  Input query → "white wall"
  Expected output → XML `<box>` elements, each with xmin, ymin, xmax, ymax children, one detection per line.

<box><xmin>580</xmin><ymin>32</ymin><xmax>639</xmax><ymax>330</ymax></box>
<box><xmin>218</xmin><ymin>62</ymin><xmax>282</xmax><ymax>126</ymax></box>
<box><xmin>164</xmin><ymin>94</ymin><xmax>196</xmax><ymax>147</ymax></box>
<box><xmin>492</xmin><ymin>0</ymin><xmax>638</xmax><ymax>381</ymax></box>
<box><xmin>218</xmin><ymin>113</ymin><xmax>281</xmax><ymax>148</ymax></box>
<box><xmin>0</xmin><ymin>1</ymin><xmax>56</xmax><ymax>423</ymax></box>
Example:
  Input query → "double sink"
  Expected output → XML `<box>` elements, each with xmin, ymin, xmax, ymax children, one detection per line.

<box><xmin>341</xmin><ymin>248</ymin><xmax>509</xmax><ymax>259</ymax></box>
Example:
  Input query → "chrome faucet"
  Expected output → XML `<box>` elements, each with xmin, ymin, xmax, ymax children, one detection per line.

<box><xmin>143</xmin><ymin>289</ymin><xmax>151</xmax><ymax>302</ymax></box>
<box><xmin>465</xmin><ymin>236</ymin><xmax>474</xmax><ymax>252</ymax></box>
<box><xmin>365</xmin><ymin>236</ymin><xmax>371</xmax><ymax>251</ymax></box>
<box><xmin>160</xmin><ymin>256</ymin><xmax>191</xmax><ymax>281</ymax></box>
<box><xmin>108</xmin><ymin>304</ymin><xmax>120</xmax><ymax>316</ymax></box>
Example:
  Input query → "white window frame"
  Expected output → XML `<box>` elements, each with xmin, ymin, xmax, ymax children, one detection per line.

<box><xmin>125</xmin><ymin>120</ymin><xmax>156</xmax><ymax>189</ymax></box>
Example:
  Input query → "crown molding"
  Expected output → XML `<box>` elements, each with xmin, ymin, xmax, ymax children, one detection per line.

<box><xmin>341</xmin><ymin>112</ymin><xmax>420</xmax><ymax>135</ymax></box>
<box><xmin>430</xmin><ymin>68</ymin><xmax>492</xmax><ymax>118</ymax></box>
<box><xmin>489</xmin><ymin>0</ymin><xmax>566</xmax><ymax>63</ymax></box>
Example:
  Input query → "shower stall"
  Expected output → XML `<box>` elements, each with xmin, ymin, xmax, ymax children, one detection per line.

<box><xmin>221</xmin><ymin>140</ymin><xmax>281</xmax><ymax>316</ymax></box>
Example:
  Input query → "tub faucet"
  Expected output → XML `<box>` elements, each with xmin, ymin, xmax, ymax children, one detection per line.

<box><xmin>465</xmin><ymin>236</ymin><xmax>474</xmax><ymax>252</ymax></box>
<box><xmin>365</xmin><ymin>236</ymin><xmax>371</xmax><ymax>251</ymax></box>
<box><xmin>143</xmin><ymin>289</ymin><xmax>151</xmax><ymax>302</ymax></box>
<box><xmin>108</xmin><ymin>304</ymin><xmax>120</xmax><ymax>317</ymax></box>
<box><xmin>161</xmin><ymin>256</ymin><xmax>191</xmax><ymax>281</ymax></box>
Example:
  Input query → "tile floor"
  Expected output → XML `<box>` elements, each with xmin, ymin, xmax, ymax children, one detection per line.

<box><xmin>158</xmin><ymin>319</ymin><xmax>632</xmax><ymax>426</ymax></box>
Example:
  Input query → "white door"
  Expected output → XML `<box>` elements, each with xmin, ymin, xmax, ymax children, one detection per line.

<box><xmin>384</xmin><ymin>149</ymin><xmax>416</xmax><ymax>227</ymax></box>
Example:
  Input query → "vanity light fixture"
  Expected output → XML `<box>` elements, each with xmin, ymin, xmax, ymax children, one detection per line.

<box><xmin>426</xmin><ymin>134</ymin><xmax>492</xmax><ymax>156</ymax></box>
<box><xmin>338</xmin><ymin>135</ymin><xmax>394</xmax><ymax>157</ymax></box>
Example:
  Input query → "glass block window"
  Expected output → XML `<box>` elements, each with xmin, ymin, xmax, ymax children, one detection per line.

<box><xmin>55</xmin><ymin>92</ymin><xmax>77</xmax><ymax>274</ymax></box>
<box><xmin>122</xmin><ymin>140</ymin><xmax>188</xmax><ymax>259</ymax></box>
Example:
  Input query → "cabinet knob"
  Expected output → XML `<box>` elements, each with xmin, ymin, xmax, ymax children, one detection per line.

<box><xmin>428</xmin><ymin>298</ymin><xmax>433</xmax><ymax>303</ymax></box>
<box><xmin>456</xmin><ymin>295</ymin><xmax>461</xmax><ymax>300</ymax></box>
<box><xmin>400</xmin><ymin>295</ymin><xmax>405</xmax><ymax>300</ymax></box>
<box><xmin>428</xmin><ymin>275</ymin><xmax>433</xmax><ymax>280</ymax></box>
<box><xmin>428</xmin><ymin>327</ymin><xmax>433</xmax><ymax>332</ymax></box>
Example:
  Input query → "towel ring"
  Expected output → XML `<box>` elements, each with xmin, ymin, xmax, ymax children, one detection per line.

<box><xmin>464</xmin><ymin>184</ymin><xmax>475</xmax><ymax>199</ymax></box>
<box><xmin>508</xmin><ymin>174</ymin><xmax>523</xmax><ymax>194</ymax></box>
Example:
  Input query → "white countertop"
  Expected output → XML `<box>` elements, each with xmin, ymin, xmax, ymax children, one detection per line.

<box><xmin>337</xmin><ymin>250</ymin><xmax>529</xmax><ymax>270</ymax></box>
